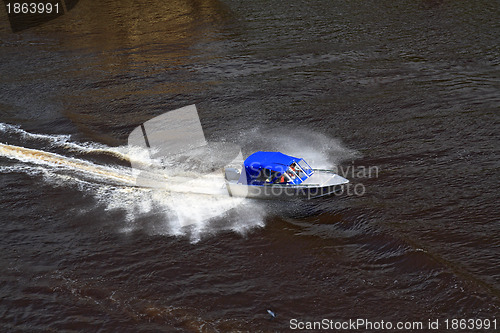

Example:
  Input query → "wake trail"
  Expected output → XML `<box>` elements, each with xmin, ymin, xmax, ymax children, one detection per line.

<box><xmin>0</xmin><ymin>127</ymin><xmax>262</xmax><ymax>242</ymax></box>
<box><xmin>0</xmin><ymin>123</ymin><xmax>360</xmax><ymax>241</ymax></box>
<box><xmin>0</xmin><ymin>122</ymin><xmax>136</xmax><ymax>162</ymax></box>
<box><xmin>0</xmin><ymin>142</ymin><xmax>138</xmax><ymax>186</ymax></box>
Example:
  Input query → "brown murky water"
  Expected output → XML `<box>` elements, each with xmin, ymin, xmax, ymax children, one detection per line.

<box><xmin>1</xmin><ymin>0</ymin><xmax>499</xmax><ymax>331</ymax></box>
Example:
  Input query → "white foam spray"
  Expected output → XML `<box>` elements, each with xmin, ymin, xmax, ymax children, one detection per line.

<box><xmin>0</xmin><ymin>124</ymin><xmax>358</xmax><ymax>242</ymax></box>
<box><xmin>0</xmin><ymin>124</ymin><xmax>264</xmax><ymax>242</ymax></box>
<box><xmin>236</xmin><ymin>126</ymin><xmax>360</xmax><ymax>169</ymax></box>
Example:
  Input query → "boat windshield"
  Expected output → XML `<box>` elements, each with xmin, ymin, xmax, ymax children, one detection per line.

<box><xmin>297</xmin><ymin>159</ymin><xmax>314</xmax><ymax>176</ymax></box>
<box><xmin>285</xmin><ymin>160</ymin><xmax>314</xmax><ymax>184</ymax></box>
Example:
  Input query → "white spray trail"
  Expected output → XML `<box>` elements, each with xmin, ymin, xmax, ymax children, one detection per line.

<box><xmin>0</xmin><ymin>143</ymin><xmax>137</xmax><ymax>185</ymax></box>
<box><xmin>0</xmin><ymin>124</ymin><xmax>265</xmax><ymax>242</ymax></box>
<box><xmin>0</xmin><ymin>123</ymin><xmax>359</xmax><ymax>242</ymax></box>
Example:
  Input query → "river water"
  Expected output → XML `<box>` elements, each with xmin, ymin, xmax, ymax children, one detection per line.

<box><xmin>1</xmin><ymin>0</ymin><xmax>499</xmax><ymax>331</ymax></box>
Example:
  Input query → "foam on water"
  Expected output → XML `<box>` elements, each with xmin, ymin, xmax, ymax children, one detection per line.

<box><xmin>0</xmin><ymin>124</ymin><xmax>357</xmax><ymax>242</ymax></box>
<box><xmin>0</xmin><ymin>122</ymin><xmax>146</xmax><ymax>164</ymax></box>
<box><xmin>0</xmin><ymin>124</ymin><xmax>264</xmax><ymax>242</ymax></box>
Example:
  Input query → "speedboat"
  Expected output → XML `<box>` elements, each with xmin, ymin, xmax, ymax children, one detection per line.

<box><xmin>224</xmin><ymin>151</ymin><xmax>349</xmax><ymax>199</ymax></box>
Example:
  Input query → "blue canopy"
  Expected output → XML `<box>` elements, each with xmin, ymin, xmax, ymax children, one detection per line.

<box><xmin>240</xmin><ymin>151</ymin><xmax>300</xmax><ymax>185</ymax></box>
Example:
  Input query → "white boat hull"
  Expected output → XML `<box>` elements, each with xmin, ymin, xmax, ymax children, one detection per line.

<box><xmin>225</xmin><ymin>170</ymin><xmax>349</xmax><ymax>200</ymax></box>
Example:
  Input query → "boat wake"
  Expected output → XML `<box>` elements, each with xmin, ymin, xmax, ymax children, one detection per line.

<box><xmin>0</xmin><ymin>123</ymin><xmax>264</xmax><ymax>242</ymax></box>
<box><xmin>0</xmin><ymin>123</ymin><xmax>358</xmax><ymax>241</ymax></box>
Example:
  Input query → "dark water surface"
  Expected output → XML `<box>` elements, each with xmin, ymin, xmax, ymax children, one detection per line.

<box><xmin>1</xmin><ymin>0</ymin><xmax>499</xmax><ymax>331</ymax></box>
